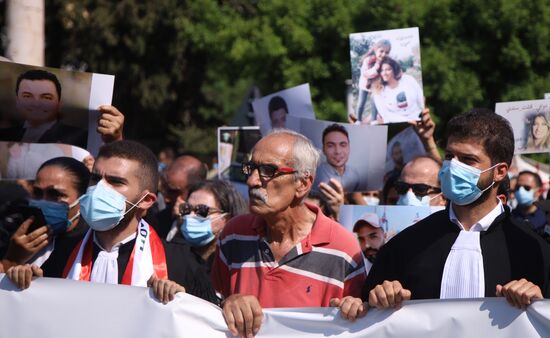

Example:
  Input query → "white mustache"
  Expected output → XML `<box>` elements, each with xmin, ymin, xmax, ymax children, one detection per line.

<box><xmin>249</xmin><ymin>188</ymin><xmax>268</xmax><ymax>203</ymax></box>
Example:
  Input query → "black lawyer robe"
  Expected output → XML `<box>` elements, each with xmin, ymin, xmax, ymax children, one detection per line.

<box><xmin>362</xmin><ymin>207</ymin><xmax>550</xmax><ymax>301</ymax></box>
<box><xmin>41</xmin><ymin>222</ymin><xmax>218</xmax><ymax>305</ymax></box>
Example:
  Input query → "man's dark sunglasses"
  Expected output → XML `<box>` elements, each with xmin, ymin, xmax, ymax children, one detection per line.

<box><xmin>395</xmin><ymin>181</ymin><xmax>441</xmax><ymax>196</ymax></box>
<box><xmin>241</xmin><ymin>161</ymin><xmax>296</xmax><ymax>179</ymax></box>
<box><xmin>179</xmin><ymin>202</ymin><xmax>222</xmax><ymax>218</ymax></box>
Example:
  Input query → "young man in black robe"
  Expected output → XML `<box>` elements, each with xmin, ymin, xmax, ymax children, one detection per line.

<box><xmin>332</xmin><ymin>109</ymin><xmax>550</xmax><ymax>319</ymax></box>
<box><xmin>6</xmin><ymin>140</ymin><xmax>217</xmax><ymax>304</ymax></box>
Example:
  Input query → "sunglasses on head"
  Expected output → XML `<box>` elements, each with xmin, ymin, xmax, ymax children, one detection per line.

<box><xmin>395</xmin><ymin>181</ymin><xmax>441</xmax><ymax>196</ymax></box>
<box><xmin>179</xmin><ymin>202</ymin><xmax>222</xmax><ymax>218</ymax></box>
<box><xmin>242</xmin><ymin>161</ymin><xmax>296</xmax><ymax>179</ymax></box>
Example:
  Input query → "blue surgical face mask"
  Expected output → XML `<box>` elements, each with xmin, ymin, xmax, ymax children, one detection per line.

<box><xmin>396</xmin><ymin>190</ymin><xmax>431</xmax><ymax>206</ymax></box>
<box><xmin>29</xmin><ymin>199</ymin><xmax>79</xmax><ymax>234</ymax></box>
<box><xmin>438</xmin><ymin>159</ymin><xmax>498</xmax><ymax>206</ymax></box>
<box><xmin>180</xmin><ymin>213</ymin><xmax>225</xmax><ymax>247</ymax></box>
<box><xmin>515</xmin><ymin>186</ymin><xmax>534</xmax><ymax>206</ymax></box>
<box><xmin>80</xmin><ymin>180</ymin><xmax>146</xmax><ymax>232</ymax></box>
<box><xmin>158</xmin><ymin>162</ymin><xmax>167</xmax><ymax>172</ymax></box>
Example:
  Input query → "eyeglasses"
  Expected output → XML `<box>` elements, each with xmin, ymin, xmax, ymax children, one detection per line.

<box><xmin>179</xmin><ymin>202</ymin><xmax>223</xmax><ymax>218</ymax></box>
<box><xmin>242</xmin><ymin>161</ymin><xmax>296</xmax><ymax>179</ymax></box>
<box><xmin>395</xmin><ymin>181</ymin><xmax>441</xmax><ymax>197</ymax></box>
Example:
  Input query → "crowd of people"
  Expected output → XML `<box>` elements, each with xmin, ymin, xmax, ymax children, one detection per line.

<box><xmin>1</xmin><ymin>96</ymin><xmax>550</xmax><ymax>337</ymax></box>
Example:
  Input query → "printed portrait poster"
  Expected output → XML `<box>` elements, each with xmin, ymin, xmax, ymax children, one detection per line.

<box><xmin>217</xmin><ymin>126</ymin><xmax>262</xmax><ymax>184</ymax></box>
<box><xmin>0</xmin><ymin>142</ymin><xmax>91</xmax><ymax>180</ymax></box>
<box><xmin>496</xmin><ymin>99</ymin><xmax>550</xmax><ymax>154</ymax></box>
<box><xmin>385</xmin><ymin>126</ymin><xmax>426</xmax><ymax>178</ymax></box>
<box><xmin>252</xmin><ymin>83</ymin><xmax>316</xmax><ymax>136</ymax></box>
<box><xmin>349</xmin><ymin>27</ymin><xmax>424</xmax><ymax>125</ymax></box>
<box><xmin>0</xmin><ymin>61</ymin><xmax>115</xmax><ymax>155</ymax></box>
<box><xmin>286</xmin><ymin>116</ymin><xmax>388</xmax><ymax>192</ymax></box>
<box><xmin>339</xmin><ymin>204</ymin><xmax>444</xmax><ymax>241</ymax></box>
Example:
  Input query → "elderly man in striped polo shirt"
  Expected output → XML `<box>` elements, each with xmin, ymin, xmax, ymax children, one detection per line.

<box><xmin>211</xmin><ymin>129</ymin><xmax>366</xmax><ymax>337</ymax></box>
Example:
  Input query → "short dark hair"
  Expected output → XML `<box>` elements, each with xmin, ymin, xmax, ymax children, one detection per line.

<box><xmin>380</xmin><ymin>57</ymin><xmax>402</xmax><ymax>82</ymax></box>
<box><xmin>445</xmin><ymin>109</ymin><xmax>515</xmax><ymax>166</ymax></box>
<box><xmin>322</xmin><ymin>123</ymin><xmax>349</xmax><ymax>144</ymax></box>
<box><xmin>517</xmin><ymin>170</ymin><xmax>543</xmax><ymax>188</ymax></box>
<box><xmin>268</xmin><ymin>96</ymin><xmax>288</xmax><ymax>116</ymax></box>
<box><xmin>188</xmin><ymin>180</ymin><xmax>248</xmax><ymax>218</ymax></box>
<box><xmin>16</xmin><ymin>69</ymin><xmax>62</xmax><ymax>100</ymax></box>
<box><xmin>97</xmin><ymin>140</ymin><xmax>159</xmax><ymax>193</ymax></box>
<box><xmin>38</xmin><ymin>157</ymin><xmax>90</xmax><ymax>196</ymax></box>
<box><xmin>497</xmin><ymin>174</ymin><xmax>510</xmax><ymax>199</ymax></box>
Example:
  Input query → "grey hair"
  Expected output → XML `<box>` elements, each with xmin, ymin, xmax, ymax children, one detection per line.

<box><xmin>268</xmin><ymin>128</ymin><xmax>321</xmax><ymax>180</ymax></box>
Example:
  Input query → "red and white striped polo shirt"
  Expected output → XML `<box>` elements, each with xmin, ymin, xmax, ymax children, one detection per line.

<box><xmin>211</xmin><ymin>203</ymin><xmax>366</xmax><ymax>308</ymax></box>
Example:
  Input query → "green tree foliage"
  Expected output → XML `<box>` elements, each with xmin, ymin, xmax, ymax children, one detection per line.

<box><xmin>2</xmin><ymin>0</ymin><xmax>549</xmax><ymax>159</ymax></box>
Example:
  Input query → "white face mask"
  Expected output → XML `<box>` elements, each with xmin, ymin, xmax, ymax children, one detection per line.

<box><xmin>363</xmin><ymin>196</ymin><xmax>380</xmax><ymax>206</ymax></box>
<box><xmin>396</xmin><ymin>190</ymin><xmax>441</xmax><ymax>207</ymax></box>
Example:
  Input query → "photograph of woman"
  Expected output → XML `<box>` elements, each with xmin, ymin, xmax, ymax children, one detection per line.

<box><xmin>353</xmin><ymin>39</ymin><xmax>391</xmax><ymax>124</ymax></box>
<box><xmin>349</xmin><ymin>27</ymin><xmax>424</xmax><ymax>125</ymax></box>
<box><xmin>524</xmin><ymin>112</ymin><xmax>550</xmax><ymax>151</ymax></box>
<box><xmin>371</xmin><ymin>57</ymin><xmax>424</xmax><ymax>124</ymax></box>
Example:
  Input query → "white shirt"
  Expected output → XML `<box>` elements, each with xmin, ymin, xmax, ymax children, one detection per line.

<box><xmin>372</xmin><ymin>73</ymin><xmax>424</xmax><ymax>123</ymax></box>
<box><xmin>89</xmin><ymin>232</ymin><xmax>137</xmax><ymax>284</ymax></box>
<box><xmin>440</xmin><ymin>201</ymin><xmax>504</xmax><ymax>299</ymax></box>
<box><xmin>449</xmin><ymin>201</ymin><xmax>504</xmax><ymax>232</ymax></box>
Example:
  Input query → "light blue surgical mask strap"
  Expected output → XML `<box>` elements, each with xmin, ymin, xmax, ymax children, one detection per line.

<box><xmin>122</xmin><ymin>192</ymin><xmax>149</xmax><ymax>217</ymax></box>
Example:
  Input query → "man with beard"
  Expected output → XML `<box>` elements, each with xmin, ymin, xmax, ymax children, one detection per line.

<box><xmin>211</xmin><ymin>129</ymin><xmax>365</xmax><ymax>337</ymax></box>
<box><xmin>353</xmin><ymin>212</ymin><xmax>386</xmax><ymax>274</ymax></box>
<box><xmin>334</xmin><ymin>109</ymin><xmax>550</xmax><ymax>320</ymax></box>
<box><xmin>6</xmin><ymin>140</ymin><xmax>217</xmax><ymax>304</ymax></box>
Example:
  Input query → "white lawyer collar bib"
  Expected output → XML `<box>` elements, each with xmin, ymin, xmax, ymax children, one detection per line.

<box><xmin>441</xmin><ymin>202</ymin><xmax>504</xmax><ymax>298</ymax></box>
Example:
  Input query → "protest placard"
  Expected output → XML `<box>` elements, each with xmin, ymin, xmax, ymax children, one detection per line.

<box><xmin>217</xmin><ymin>126</ymin><xmax>262</xmax><ymax>184</ymax></box>
<box><xmin>252</xmin><ymin>83</ymin><xmax>315</xmax><ymax>135</ymax></box>
<box><xmin>349</xmin><ymin>27</ymin><xmax>424</xmax><ymax>125</ymax></box>
<box><xmin>496</xmin><ymin>99</ymin><xmax>550</xmax><ymax>154</ymax></box>
<box><xmin>0</xmin><ymin>142</ymin><xmax>90</xmax><ymax>179</ymax></box>
<box><xmin>339</xmin><ymin>204</ymin><xmax>443</xmax><ymax>241</ymax></box>
<box><xmin>385</xmin><ymin>126</ymin><xmax>426</xmax><ymax>179</ymax></box>
<box><xmin>287</xmin><ymin>116</ymin><xmax>387</xmax><ymax>192</ymax></box>
<box><xmin>0</xmin><ymin>61</ymin><xmax>114</xmax><ymax>155</ymax></box>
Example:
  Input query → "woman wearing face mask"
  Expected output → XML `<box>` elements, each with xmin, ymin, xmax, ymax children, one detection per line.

<box><xmin>175</xmin><ymin>180</ymin><xmax>247</xmax><ymax>273</ymax></box>
<box><xmin>1</xmin><ymin>157</ymin><xmax>90</xmax><ymax>270</ymax></box>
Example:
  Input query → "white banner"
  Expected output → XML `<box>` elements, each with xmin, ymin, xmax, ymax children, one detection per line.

<box><xmin>1</xmin><ymin>274</ymin><xmax>549</xmax><ymax>338</ymax></box>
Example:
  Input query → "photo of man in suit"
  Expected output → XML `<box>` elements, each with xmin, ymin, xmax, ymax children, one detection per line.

<box><xmin>0</xmin><ymin>69</ymin><xmax>87</xmax><ymax>148</ymax></box>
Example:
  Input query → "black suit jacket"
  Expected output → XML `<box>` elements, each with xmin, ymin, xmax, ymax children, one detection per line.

<box><xmin>0</xmin><ymin>121</ymin><xmax>87</xmax><ymax>149</ymax></box>
<box><xmin>363</xmin><ymin>207</ymin><xmax>550</xmax><ymax>300</ymax></box>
